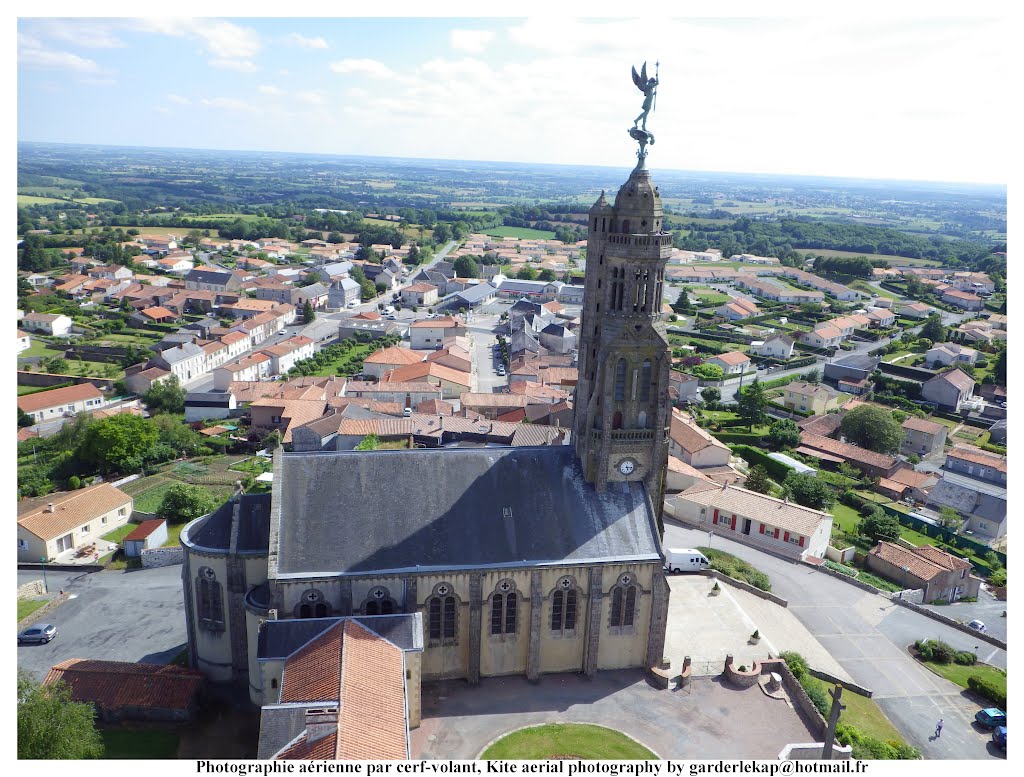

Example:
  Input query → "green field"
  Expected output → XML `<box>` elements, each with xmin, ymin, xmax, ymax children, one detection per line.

<box><xmin>67</xmin><ymin>225</ymin><xmax>224</xmax><ymax>238</ymax></box>
<box><xmin>17</xmin><ymin>599</ymin><xmax>48</xmax><ymax>622</ymax></box>
<box><xmin>18</xmin><ymin>339</ymin><xmax>64</xmax><ymax>359</ymax></box>
<box><xmin>484</xmin><ymin>226</ymin><xmax>558</xmax><ymax>240</ymax></box>
<box><xmin>480</xmin><ymin>724</ymin><xmax>656</xmax><ymax>760</ymax></box>
<box><xmin>800</xmin><ymin>248</ymin><xmax>944</xmax><ymax>267</ymax></box>
<box><xmin>838</xmin><ymin>690</ymin><xmax>906</xmax><ymax>745</ymax></box>
<box><xmin>18</xmin><ymin>194</ymin><xmax>68</xmax><ymax>206</ymax></box>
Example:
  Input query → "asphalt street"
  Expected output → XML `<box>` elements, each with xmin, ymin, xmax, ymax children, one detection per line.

<box><xmin>664</xmin><ymin>522</ymin><xmax>1006</xmax><ymax>759</ymax></box>
<box><xmin>17</xmin><ymin>564</ymin><xmax>188</xmax><ymax>683</ymax></box>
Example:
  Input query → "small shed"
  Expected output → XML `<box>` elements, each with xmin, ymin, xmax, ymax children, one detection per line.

<box><xmin>123</xmin><ymin>519</ymin><xmax>168</xmax><ymax>557</ymax></box>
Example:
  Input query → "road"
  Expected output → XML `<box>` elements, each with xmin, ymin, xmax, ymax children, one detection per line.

<box><xmin>465</xmin><ymin>312</ymin><xmax>507</xmax><ymax>394</ymax></box>
<box><xmin>664</xmin><ymin>522</ymin><xmax>1006</xmax><ymax>759</ymax></box>
<box><xmin>17</xmin><ymin>565</ymin><xmax>188</xmax><ymax>683</ymax></box>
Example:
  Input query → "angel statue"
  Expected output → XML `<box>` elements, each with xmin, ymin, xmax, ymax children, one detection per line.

<box><xmin>632</xmin><ymin>61</ymin><xmax>659</xmax><ymax>133</ymax></box>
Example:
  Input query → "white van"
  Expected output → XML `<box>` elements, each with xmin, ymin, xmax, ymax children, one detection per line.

<box><xmin>664</xmin><ymin>548</ymin><xmax>710</xmax><ymax>574</ymax></box>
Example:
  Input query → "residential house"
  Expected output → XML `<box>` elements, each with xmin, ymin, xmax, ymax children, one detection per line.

<box><xmin>249</xmin><ymin>398</ymin><xmax>329</xmax><ymax>444</ymax></box>
<box><xmin>401</xmin><ymin>283</ymin><xmax>439</xmax><ymax>307</ymax></box>
<box><xmin>131</xmin><ymin>306</ymin><xmax>178</xmax><ymax>325</ymax></box>
<box><xmin>926</xmin><ymin>471</ymin><xmax>1006</xmax><ymax>541</ymax></box>
<box><xmin>898</xmin><ymin>302</ymin><xmax>934</xmax><ymax>320</ymax></box>
<box><xmin>363</xmin><ymin>346</ymin><xmax>424</xmax><ymax>380</ymax></box>
<box><xmin>213</xmin><ymin>353</ymin><xmax>272</xmax><ymax>390</ymax></box>
<box><xmin>425</xmin><ymin>345</ymin><xmax>472</xmax><ymax>374</ymax></box>
<box><xmin>665</xmin><ymin>482</ymin><xmax>833</xmax><ymax>561</ymax></box>
<box><xmin>802</xmin><ymin>324</ymin><xmax>843</xmax><ymax>349</ymax></box>
<box><xmin>328</xmin><ymin>277</ymin><xmax>361</xmax><ymax>309</ymax></box>
<box><xmin>921</xmin><ymin>369</ymin><xmax>975</xmax><ymax>412</ymax></box>
<box><xmin>17</xmin><ymin>329</ymin><xmax>31</xmax><ymax>353</ymax></box>
<box><xmin>780</xmin><ymin>381</ymin><xmax>842</xmax><ymax>415</ymax></box>
<box><xmin>258</xmin><ymin>336</ymin><xmax>316</xmax><ymax>375</ymax></box>
<box><xmin>706</xmin><ymin>351</ymin><xmax>751</xmax><ymax>375</ymax></box>
<box><xmin>900</xmin><ymin>416</ymin><xmax>948</xmax><ymax>458</ymax></box>
<box><xmin>17</xmin><ymin>483</ymin><xmax>133</xmax><ymax>562</ymax></box>
<box><xmin>749</xmin><ymin>334</ymin><xmax>794</xmax><ymax>360</ymax></box>
<box><xmin>219</xmin><ymin>330</ymin><xmax>253</xmax><ymax>361</ymax></box>
<box><xmin>382</xmin><ymin>361</ymin><xmax>471</xmax><ymax>401</ymax></box>
<box><xmin>925</xmin><ymin>343</ymin><xmax>979</xmax><ymax>369</ymax></box>
<box><xmin>345</xmin><ymin>381</ymin><xmax>442</xmax><ymax>408</ymax></box>
<box><xmin>123</xmin><ymin>366</ymin><xmax>172</xmax><ymax>395</ymax></box>
<box><xmin>54</xmin><ymin>274</ymin><xmax>90</xmax><ymax>296</ymax></box>
<box><xmin>796</xmin><ymin>432</ymin><xmax>900</xmax><ymax>478</ymax></box>
<box><xmin>866</xmin><ymin>542</ymin><xmax>980</xmax><ymax>603</ymax></box>
<box><xmin>184</xmin><ymin>392</ymin><xmax>237</xmax><ymax>422</ymax></box>
<box><xmin>457</xmin><ymin>392</ymin><xmax>534</xmax><ymax>419</ymax></box>
<box><xmin>876</xmin><ymin>467</ymin><xmax>938</xmax><ymax>503</ymax></box>
<box><xmin>944</xmin><ymin>446</ymin><xmax>1007</xmax><ymax>486</ymax></box>
<box><xmin>88</xmin><ymin>264</ymin><xmax>134</xmax><ymax>281</ymax></box>
<box><xmin>538</xmin><ymin>323</ymin><xmax>576</xmax><ymax>354</ymax></box>
<box><xmin>21</xmin><ymin>312</ymin><xmax>73</xmax><ymax>337</ymax></box>
<box><xmin>865</xmin><ymin>308</ymin><xmax>896</xmax><ymax>328</ymax></box>
<box><xmin>17</xmin><ymin>383</ymin><xmax>106</xmax><ymax>423</ymax></box>
<box><xmin>668</xmin><ymin>370</ymin><xmax>700</xmax><ymax>404</ymax></box>
<box><xmin>409</xmin><ymin>317</ymin><xmax>466</xmax><ymax>350</ymax></box>
<box><xmin>941</xmin><ymin>289</ymin><xmax>984</xmax><ymax>311</ymax></box>
<box><xmin>824</xmin><ymin>355</ymin><xmax>879</xmax><ymax>385</ymax></box>
<box><xmin>717</xmin><ymin>298</ymin><xmax>761</xmax><ymax>320</ymax></box>
<box><xmin>669</xmin><ymin>410</ymin><xmax>732</xmax><ymax>468</ymax></box>
<box><xmin>158</xmin><ymin>254</ymin><xmax>195</xmax><ymax>273</ymax></box>
<box><xmin>151</xmin><ymin>342</ymin><xmax>208</xmax><ymax>384</ymax></box>
<box><xmin>184</xmin><ymin>268</ymin><xmax>243</xmax><ymax>293</ymax></box>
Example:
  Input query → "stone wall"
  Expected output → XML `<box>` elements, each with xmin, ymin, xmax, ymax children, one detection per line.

<box><xmin>724</xmin><ymin>655</ymin><xmax>761</xmax><ymax>688</ymax></box>
<box><xmin>700</xmin><ymin>569</ymin><xmax>789</xmax><ymax>607</ymax></box>
<box><xmin>141</xmin><ymin>546</ymin><xmax>184</xmax><ymax>568</ymax></box>
<box><xmin>17</xmin><ymin>579</ymin><xmax>46</xmax><ymax>599</ymax></box>
<box><xmin>805</xmin><ymin>559</ymin><xmax>893</xmax><ymax>596</ymax></box>
<box><xmin>761</xmin><ymin>658</ymin><xmax>826</xmax><ymax>739</ymax></box>
<box><xmin>18</xmin><ymin>592</ymin><xmax>70</xmax><ymax>629</ymax></box>
<box><xmin>778</xmin><ymin>742</ymin><xmax>853</xmax><ymax>760</ymax></box>
<box><xmin>890</xmin><ymin>597</ymin><xmax>1007</xmax><ymax>650</ymax></box>
<box><xmin>825</xmin><ymin>545</ymin><xmax>856</xmax><ymax>564</ymax></box>
<box><xmin>16</xmin><ymin>371</ymin><xmax>116</xmax><ymax>391</ymax></box>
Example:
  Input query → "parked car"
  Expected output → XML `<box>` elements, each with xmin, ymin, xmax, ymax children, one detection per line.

<box><xmin>968</xmin><ymin>620</ymin><xmax>987</xmax><ymax>633</ymax></box>
<box><xmin>976</xmin><ymin>709</ymin><xmax>1007</xmax><ymax>728</ymax></box>
<box><xmin>496</xmin><ymin>367</ymin><xmax>506</xmax><ymax>376</ymax></box>
<box><xmin>18</xmin><ymin>623</ymin><xmax>57</xmax><ymax>645</ymax></box>
<box><xmin>992</xmin><ymin>726</ymin><xmax>1006</xmax><ymax>751</ymax></box>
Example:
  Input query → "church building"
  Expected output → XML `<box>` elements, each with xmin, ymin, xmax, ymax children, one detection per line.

<box><xmin>180</xmin><ymin>122</ymin><xmax>676</xmax><ymax>757</ymax></box>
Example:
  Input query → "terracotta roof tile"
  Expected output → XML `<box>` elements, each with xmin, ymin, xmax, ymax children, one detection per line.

<box><xmin>280</xmin><ymin>622</ymin><xmax>343</xmax><ymax>703</ymax></box>
<box><xmin>17</xmin><ymin>382</ymin><xmax>103</xmax><ymax>414</ymax></box>
<box><xmin>277</xmin><ymin>731</ymin><xmax>338</xmax><ymax>760</ymax></box>
<box><xmin>947</xmin><ymin>445</ymin><xmax>1007</xmax><ymax>473</ymax></box>
<box><xmin>43</xmin><ymin>659</ymin><xmax>203</xmax><ymax>713</ymax></box>
<box><xmin>364</xmin><ymin>346</ymin><xmax>423</xmax><ymax>366</ymax></box>
<box><xmin>868</xmin><ymin>541</ymin><xmax>957</xmax><ymax>581</ymax></box>
<box><xmin>18</xmin><ymin>483</ymin><xmax>133</xmax><ymax>541</ymax></box>
<box><xmin>799</xmin><ymin>432</ymin><xmax>897</xmax><ymax>471</ymax></box>
<box><xmin>710</xmin><ymin>350</ymin><xmax>750</xmax><ymax>365</ymax></box>
<box><xmin>123</xmin><ymin>519</ymin><xmax>166</xmax><ymax>542</ymax></box>
<box><xmin>902</xmin><ymin>416</ymin><xmax>947</xmax><ymax>435</ymax></box>
<box><xmin>675</xmin><ymin>482</ymin><xmax>831</xmax><ymax>536</ymax></box>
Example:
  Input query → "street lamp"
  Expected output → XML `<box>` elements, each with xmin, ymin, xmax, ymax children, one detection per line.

<box><xmin>39</xmin><ymin>557</ymin><xmax>48</xmax><ymax>594</ymax></box>
<box><xmin>708</xmin><ymin>531</ymin><xmax>714</xmax><ymax>549</ymax></box>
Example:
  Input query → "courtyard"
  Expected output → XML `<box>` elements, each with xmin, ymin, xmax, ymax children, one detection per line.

<box><xmin>411</xmin><ymin>670</ymin><xmax>818</xmax><ymax>760</ymax></box>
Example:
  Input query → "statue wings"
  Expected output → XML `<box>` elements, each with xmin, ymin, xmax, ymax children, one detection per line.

<box><xmin>632</xmin><ymin>62</ymin><xmax>648</xmax><ymax>92</ymax></box>
<box><xmin>630</xmin><ymin>62</ymin><xmax>647</xmax><ymax>92</ymax></box>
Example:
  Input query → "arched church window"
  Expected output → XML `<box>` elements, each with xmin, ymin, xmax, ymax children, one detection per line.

<box><xmin>550</xmin><ymin>576</ymin><xmax>580</xmax><ymax>635</ymax></box>
<box><xmin>608</xmin><ymin>572</ymin><xmax>639</xmax><ymax>630</ymax></box>
<box><xmin>612</xmin><ymin>411</ymin><xmax>622</xmax><ymax>430</ymax></box>
<box><xmin>640</xmin><ymin>360</ymin><xmax>652</xmax><ymax>402</ymax></box>
<box><xmin>637</xmin><ymin>410</ymin><xmax>647</xmax><ymax>428</ymax></box>
<box><xmin>361</xmin><ymin>586</ymin><xmax>398</xmax><ymax>616</ymax></box>
<box><xmin>614</xmin><ymin>360</ymin><xmax>627</xmax><ymax>401</ymax></box>
<box><xmin>196</xmin><ymin>566</ymin><xmax>224</xmax><ymax>633</ymax></box>
<box><xmin>426</xmin><ymin>583</ymin><xmax>458</xmax><ymax>644</ymax></box>
<box><xmin>294</xmin><ymin>588</ymin><xmax>330</xmax><ymax>620</ymax></box>
<box><xmin>489</xmin><ymin>579</ymin><xmax>518</xmax><ymax>636</ymax></box>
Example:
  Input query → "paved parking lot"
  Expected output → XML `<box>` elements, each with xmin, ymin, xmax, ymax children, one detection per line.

<box><xmin>17</xmin><ymin>565</ymin><xmax>187</xmax><ymax>682</ymax></box>
<box><xmin>412</xmin><ymin>670</ymin><xmax>817</xmax><ymax>760</ymax></box>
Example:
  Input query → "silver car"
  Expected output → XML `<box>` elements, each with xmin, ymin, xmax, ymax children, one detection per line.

<box><xmin>18</xmin><ymin>623</ymin><xmax>57</xmax><ymax>645</ymax></box>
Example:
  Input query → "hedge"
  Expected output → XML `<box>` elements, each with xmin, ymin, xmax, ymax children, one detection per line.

<box><xmin>729</xmin><ymin>444</ymin><xmax>794</xmax><ymax>482</ymax></box>
<box><xmin>968</xmin><ymin>675</ymin><xmax>1007</xmax><ymax>708</ymax></box>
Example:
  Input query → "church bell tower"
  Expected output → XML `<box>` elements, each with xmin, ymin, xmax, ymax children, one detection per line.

<box><xmin>573</xmin><ymin>118</ymin><xmax>672</xmax><ymax>534</ymax></box>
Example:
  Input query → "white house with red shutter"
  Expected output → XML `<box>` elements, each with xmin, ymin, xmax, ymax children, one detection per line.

<box><xmin>664</xmin><ymin>482</ymin><xmax>833</xmax><ymax>561</ymax></box>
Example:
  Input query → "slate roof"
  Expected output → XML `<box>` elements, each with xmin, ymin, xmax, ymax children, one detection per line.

<box><xmin>183</xmin><ymin>494</ymin><xmax>271</xmax><ymax>554</ymax></box>
<box><xmin>43</xmin><ymin>660</ymin><xmax>203</xmax><ymax>713</ymax></box>
<box><xmin>185</xmin><ymin>268</ymin><xmax>234</xmax><ymax>285</ymax></box>
<box><xmin>257</xmin><ymin>707</ymin><xmax>311</xmax><ymax>760</ymax></box>
<box><xmin>272</xmin><ymin>447</ymin><xmax>661</xmax><ymax>577</ymax></box>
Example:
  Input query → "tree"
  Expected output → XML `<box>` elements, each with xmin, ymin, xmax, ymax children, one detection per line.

<box><xmin>537</xmin><ymin>268</ymin><xmax>557</xmax><ymax>282</ymax></box>
<box><xmin>303</xmin><ymin>299</ymin><xmax>316</xmax><ymax>323</ymax></box>
<box><xmin>840</xmin><ymin>404</ymin><xmax>904</xmax><ymax>454</ymax></box>
<box><xmin>43</xmin><ymin>356</ymin><xmax>69</xmax><ymax>374</ymax></box>
<box><xmin>700</xmin><ymin>386</ymin><xmax>721</xmax><ymax>405</ymax></box>
<box><xmin>691</xmin><ymin>363</ymin><xmax>723</xmax><ymax>381</ymax></box>
<box><xmin>919</xmin><ymin>313</ymin><xmax>946</xmax><ymax>343</ymax></box>
<box><xmin>77</xmin><ymin>414</ymin><xmax>159</xmax><ymax>474</ymax></box>
<box><xmin>767</xmin><ymin>419</ymin><xmax>801</xmax><ymax>449</ymax></box>
<box><xmin>858</xmin><ymin>507</ymin><xmax>902</xmax><ymax>543</ymax></box>
<box><xmin>744</xmin><ymin>465</ymin><xmax>773</xmax><ymax>495</ymax></box>
<box><xmin>17</xmin><ymin>669</ymin><xmax>103</xmax><ymax>759</ymax></box>
<box><xmin>938</xmin><ymin>505</ymin><xmax>963</xmax><ymax>532</ymax></box>
<box><xmin>736</xmin><ymin>377</ymin><xmax>769</xmax><ymax>430</ymax></box>
<box><xmin>452</xmin><ymin>255</ymin><xmax>479</xmax><ymax>279</ymax></box>
<box><xmin>18</xmin><ymin>407</ymin><xmax>34</xmax><ymax>428</ymax></box>
<box><xmin>782</xmin><ymin>472</ymin><xmax>835</xmax><ymax>510</ymax></box>
<box><xmin>158</xmin><ymin>483</ymin><xmax>219</xmax><ymax>523</ymax></box>
<box><xmin>355</xmin><ymin>434</ymin><xmax>380</xmax><ymax>451</ymax></box>
<box><xmin>993</xmin><ymin>348</ymin><xmax>1007</xmax><ymax>385</ymax></box>
<box><xmin>142</xmin><ymin>375</ymin><xmax>186</xmax><ymax>415</ymax></box>
<box><xmin>801</xmin><ymin>368</ymin><xmax>820</xmax><ymax>384</ymax></box>
<box><xmin>516</xmin><ymin>265</ymin><xmax>537</xmax><ymax>280</ymax></box>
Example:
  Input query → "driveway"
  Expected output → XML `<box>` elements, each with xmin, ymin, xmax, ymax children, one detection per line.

<box><xmin>920</xmin><ymin>588</ymin><xmax>1007</xmax><ymax>642</ymax></box>
<box><xmin>664</xmin><ymin>522</ymin><xmax>1005</xmax><ymax>759</ymax></box>
<box><xmin>17</xmin><ymin>564</ymin><xmax>187</xmax><ymax>682</ymax></box>
<box><xmin>412</xmin><ymin>671</ymin><xmax>817</xmax><ymax>760</ymax></box>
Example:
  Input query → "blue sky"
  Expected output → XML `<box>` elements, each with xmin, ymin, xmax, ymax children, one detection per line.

<box><xmin>17</xmin><ymin>11</ymin><xmax>1010</xmax><ymax>183</ymax></box>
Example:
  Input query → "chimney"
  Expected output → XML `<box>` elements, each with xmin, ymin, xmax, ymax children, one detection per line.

<box><xmin>304</xmin><ymin>707</ymin><xmax>339</xmax><ymax>743</ymax></box>
<box><xmin>47</xmin><ymin>503</ymin><xmax>55</xmax><ymax>513</ymax></box>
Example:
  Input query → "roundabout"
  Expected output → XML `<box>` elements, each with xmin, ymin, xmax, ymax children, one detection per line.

<box><xmin>479</xmin><ymin>723</ymin><xmax>657</xmax><ymax>760</ymax></box>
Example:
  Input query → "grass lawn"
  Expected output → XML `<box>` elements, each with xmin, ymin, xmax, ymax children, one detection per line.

<box><xmin>800</xmin><ymin>248</ymin><xmax>944</xmax><ymax>267</ymax></box>
<box><xmin>18</xmin><ymin>194</ymin><xmax>68</xmax><ymax>205</ymax></box>
<box><xmin>698</xmin><ymin>546</ymin><xmax>771</xmax><ymax>591</ymax></box>
<box><xmin>306</xmin><ymin>343</ymin><xmax>374</xmax><ymax>377</ymax></box>
<box><xmin>484</xmin><ymin>225</ymin><xmax>558</xmax><ymax>240</ymax></box>
<box><xmin>839</xmin><ymin>691</ymin><xmax>906</xmax><ymax>744</ymax></box>
<box><xmin>18</xmin><ymin>599</ymin><xmax>48</xmax><ymax>622</ymax></box>
<box><xmin>101</xmin><ymin>523</ymin><xmax>139</xmax><ymax>544</ymax></box>
<box><xmin>19</xmin><ymin>339</ymin><xmax>65</xmax><ymax>358</ymax></box>
<box><xmin>919</xmin><ymin>661</ymin><xmax>1006</xmax><ymax>697</ymax></box>
<box><xmin>830</xmin><ymin>503</ymin><xmax>862</xmax><ymax>534</ymax></box>
<box><xmin>850</xmin><ymin>280</ymin><xmax>901</xmax><ymax>300</ymax></box>
<box><xmin>17</xmin><ymin>384</ymin><xmax>72</xmax><ymax>395</ymax></box>
<box><xmin>480</xmin><ymin>723</ymin><xmax>656</xmax><ymax>760</ymax></box>
<box><xmin>100</xmin><ymin>729</ymin><xmax>180</xmax><ymax>759</ymax></box>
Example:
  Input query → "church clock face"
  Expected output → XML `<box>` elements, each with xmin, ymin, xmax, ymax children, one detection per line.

<box><xmin>618</xmin><ymin>458</ymin><xmax>637</xmax><ymax>475</ymax></box>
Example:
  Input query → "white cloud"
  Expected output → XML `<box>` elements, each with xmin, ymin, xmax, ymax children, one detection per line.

<box><xmin>450</xmin><ymin>29</ymin><xmax>494</xmax><ymax>54</ymax></box>
<box><xmin>209</xmin><ymin>58</ymin><xmax>259</xmax><ymax>73</ymax></box>
<box><xmin>200</xmin><ymin>97</ymin><xmax>258</xmax><ymax>113</ymax></box>
<box><xmin>346</xmin><ymin>87</ymin><xmax>369</xmax><ymax>99</ymax></box>
<box><xmin>39</xmin><ymin>20</ymin><xmax>126</xmax><ymax>49</ymax></box>
<box><xmin>329</xmin><ymin>58</ymin><xmax>397</xmax><ymax>79</ymax></box>
<box><xmin>167</xmin><ymin>93</ymin><xmax>190</xmax><ymax>105</ymax></box>
<box><xmin>258</xmin><ymin>85</ymin><xmax>285</xmax><ymax>96</ymax></box>
<box><xmin>297</xmin><ymin>90</ymin><xmax>326</xmax><ymax>105</ymax></box>
<box><xmin>193</xmin><ymin>20</ymin><xmax>261</xmax><ymax>59</ymax></box>
<box><xmin>288</xmin><ymin>33</ymin><xmax>328</xmax><ymax>49</ymax></box>
<box><xmin>18</xmin><ymin>33</ymin><xmax>102</xmax><ymax>74</ymax></box>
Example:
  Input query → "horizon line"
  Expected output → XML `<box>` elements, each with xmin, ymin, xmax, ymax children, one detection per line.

<box><xmin>17</xmin><ymin>138</ymin><xmax>1007</xmax><ymax>191</ymax></box>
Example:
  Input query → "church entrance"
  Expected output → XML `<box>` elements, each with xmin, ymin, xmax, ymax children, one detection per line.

<box><xmin>742</xmin><ymin>519</ymin><xmax>752</xmax><ymax>536</ymax></box>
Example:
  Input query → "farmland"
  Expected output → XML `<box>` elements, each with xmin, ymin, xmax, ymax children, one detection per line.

<box><xmin>485</xmin><ymin>226</ymin><xmax>558</xmax><ymax>240</ymax></box>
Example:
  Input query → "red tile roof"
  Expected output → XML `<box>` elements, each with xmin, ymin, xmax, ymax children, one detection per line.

<box><xmin>17</xmin><ymin>382</ymin><xmax>103</xmax><ymax>414</ymax></box>
<box><xmin>43</xmin><ymin>659</ymin><xmax>203</xmax><ymax>713</ymax></box>
<box><xmin>947</xmin><ymin>445</ymin><xmax>1007</xmax><ymax>473</ymax></box>
<box><xmin>798</xmin><ymin>432</ymin><xmax>897</xmax><ymax>471</ymax></box>
<box><xmin>277</xmin><ymin>731</ymin><xmax>338</xmax><ymax>760</ymax></box>
<box><xmin>123</xmin><ymin>519</ymin><xmax>166</xmax><ymax>542</ymax></box>
<box><xmin>280</xmin><ymin>623</ymin><xmax>343</xmax><ymax>703</ymax></box>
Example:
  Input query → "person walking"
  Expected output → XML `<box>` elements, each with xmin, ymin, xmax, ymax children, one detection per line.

<box><xmin>935</xmin><ymin>719</ymin><xmax>943</xmax><ymax>738</ymax></box>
